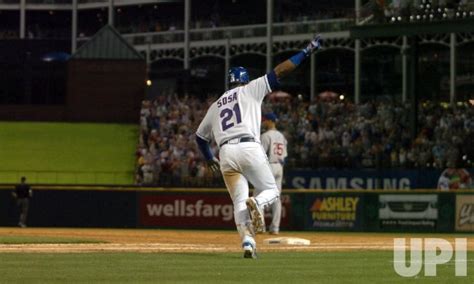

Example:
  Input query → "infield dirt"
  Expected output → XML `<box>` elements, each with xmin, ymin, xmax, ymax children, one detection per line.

<box><xmin>0</xmin><ymin>228</ymin><xmax>472</xmax><ymax>253</ymax></box>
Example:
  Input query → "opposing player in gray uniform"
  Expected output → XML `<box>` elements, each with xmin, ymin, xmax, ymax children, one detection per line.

<box><xmin>195</xmin><ymin>35</ymin><xmax>321</xmax><ymax>259</ymax></box>
<box><xmin>261</xmin><ymin>113</ymin><xmax>287</xmax><ymax>235</ymax></box>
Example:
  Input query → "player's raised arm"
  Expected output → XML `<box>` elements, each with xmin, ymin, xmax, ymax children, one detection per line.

<box><xmin>273</xmin><ymin>35</ymin><xmax>321</xmax><ymax>80</ymax></box>
<box><xmin>245</xmin><ymin>35</ymin><xmax>322</xmax><ymax>101</ymax></box>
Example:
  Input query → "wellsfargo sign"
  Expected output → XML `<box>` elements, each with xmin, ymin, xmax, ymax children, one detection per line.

<box><xmin>139</xmin><ymin>193</ymin><xmax>291</xmax><ymax>229</ymax></box>
<box><xmin>145</xmin><ymin>199</ymin><xmax>234</xmax><ymax>221</ymax></box>
<box><xmin>139</xmin><ymin>194</ymin><xmax>234</xmax><ymax>228</ymax></box>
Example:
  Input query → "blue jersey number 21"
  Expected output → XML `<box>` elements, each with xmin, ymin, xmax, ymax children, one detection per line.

<box><xmin>220</xmin><ymin>103</ymin><xmax>242</xmax><ymax>131</ymax></box>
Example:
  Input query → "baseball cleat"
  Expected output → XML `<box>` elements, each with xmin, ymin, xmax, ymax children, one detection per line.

<box><xmin>242</xmin><ymin>242</ymin><xmax>257</xmax><ymax>259</ymax></box>
<box><xmin>246</xmin><ymin>197</ymin><xmax>266</xmax><ymax>233</ymax></box>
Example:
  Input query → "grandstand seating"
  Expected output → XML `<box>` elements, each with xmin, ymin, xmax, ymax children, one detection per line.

<box><xmin>135</xmin><ymin>95</ymin><xmax>474</xmax><ymax>186</ymax></box>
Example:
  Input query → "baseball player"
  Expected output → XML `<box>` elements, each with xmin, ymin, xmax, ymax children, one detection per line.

<box><xmin>12</xmin><ymin>176</ymin><xmax>33</xmax><ymax>228</ymax></box>
<box><xmin>261</xmin><ymin>113</ymin><xmax>287</xmax><ymax>235</ymax></box>
<box><xmin>195</xmin><ymin>35</ymin><xmax>321</xmax><ymax>259</ymax></box>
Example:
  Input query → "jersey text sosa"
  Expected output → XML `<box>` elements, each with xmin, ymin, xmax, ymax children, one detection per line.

<box><xmin>217</xmin><ymin>92</ymin><xmax>237</xmax><ymax>108</ymax></box>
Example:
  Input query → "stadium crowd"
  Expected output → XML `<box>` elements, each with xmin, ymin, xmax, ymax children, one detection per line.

<box><xmin>372</xmin><ymin>0</ymin><xmax>474</xmax><ymax>23</ymax></box>
<box><xmin>135</xmin><ymin>93</ymin><xmax>474</xmax><ymax>186</ymax></box>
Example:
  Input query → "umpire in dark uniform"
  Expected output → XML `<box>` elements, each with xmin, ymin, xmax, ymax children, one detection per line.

<box><xmin>12</xmin><ymin>177</ymin><xmax>32</xmax><ymax>228</ymax></box>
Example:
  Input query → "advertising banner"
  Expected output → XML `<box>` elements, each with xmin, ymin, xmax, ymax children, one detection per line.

<box><xmin>379</xmin><ymin>194</ymin><xmax>438</xmax><ymax>230</ymax></box>
<box><xmin>306</xmin><ymin>194</ymin><xmax>363</xmax><ymax>230</ymax></box>
<box><xmin>455</xmin><ymin>195</ymin><xmax>474</xmax><ymax>232</ymax></box>
<box><xmin>139</xmin><ymin>193</ymin><xmax>233</xmax><ymax>228</ymax></box>
<box><xmin>286</xmin><ymin>169</ymin><xmax>447</xmax><ymax>190</ymax></box>
<box><xmin>139</xmin><ymin>193</ymin><xmax>292</xmax><ymax>229</ymax></box>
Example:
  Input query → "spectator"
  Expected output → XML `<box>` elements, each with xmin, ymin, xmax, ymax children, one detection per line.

<box><xmin>136</xmin><ymin>92</ymin><xmax>473</xmax><ymax>186</ymax></box>
<box><xmin>438</xmin><ymin>167</ymin><xmax>473</xmax><ymax>190</ymax></box>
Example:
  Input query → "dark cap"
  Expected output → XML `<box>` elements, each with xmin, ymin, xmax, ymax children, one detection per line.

<box><xmin>263</xmin><ymin>113</ymin><xmax>278</xmax><ymax>122</ymax></box>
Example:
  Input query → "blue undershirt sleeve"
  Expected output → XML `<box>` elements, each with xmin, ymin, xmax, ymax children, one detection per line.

<box><xmin>289</xmin><ymin>50</ymin><xmax>308</xmax><ymax>66</ymax></box>
<box><xmin>266</xmin><ymin>70</ymin><xmax>280</xmax><ymax>91</ymax></box>
<box><xmin>195</xmin><ymin>135</ymin><xmax>213</xmax><ymax>161</ymax></box>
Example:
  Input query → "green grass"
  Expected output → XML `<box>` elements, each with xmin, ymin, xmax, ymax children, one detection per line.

<box><xmin>0</xmin><ymin>122</ymin><xmax>138</xmax><ymax>184</ymax></box>
<box><xmin>0</xmin><ymin>252</ymin><xmax>472</xmax><ymax>283</ymax></box>
<box><xmin>0</xmin><ymin>236</ymin><xmax>105</xmax><ymax>244</ymax></box>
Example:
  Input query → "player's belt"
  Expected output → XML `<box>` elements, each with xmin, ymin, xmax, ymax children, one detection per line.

<box><xmin>220</xmin><ymin>137</ymin><xmax>255</xmax><ymax>147</ymax></box>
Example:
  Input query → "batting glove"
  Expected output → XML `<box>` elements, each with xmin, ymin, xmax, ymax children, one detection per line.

<box><xmin>207</xmin><ymin>157</ymin><xmax>220</xmax><ymax>174</ymax></box>
<box><xmin>303</xmin><ymin>35</ymin><xmax>322</xmax><ymax>56</ymax></box>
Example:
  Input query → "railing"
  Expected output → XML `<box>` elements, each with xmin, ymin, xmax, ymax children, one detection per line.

<box><xmin>0</xmin><ymin>170</ymin><xmax>134</xmax><ymax>185</ymax></box>
<box><xmin>123</xmin><ymin>18</ymin><xmax>354</xmax><ymax>46</ymax></box>
<box><xmin>78</xmin><ymin>0</ymin><xmax>106</xmax><ymax>3</ymax></box>
<box><xmin>26</xmin><ymin>0</ymin><xmax>71</xmax><ymax>3</ymax></box>
<box><xmin>0</xmin><ymin>0</ymin><xmax>72</xmax><ymax>4</ymax></box>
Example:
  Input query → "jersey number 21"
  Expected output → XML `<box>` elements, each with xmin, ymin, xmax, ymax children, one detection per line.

<box><xmin>220</xmin><ymin>103</ymin><xmax>242</xmax><ymax>131</ymax></box>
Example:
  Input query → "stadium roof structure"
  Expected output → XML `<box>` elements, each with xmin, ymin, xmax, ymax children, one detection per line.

<box><xmin>72</xmin><ymin>25</ymin><xmax>143</xmax><ymax>60</ymax></box>
<box><xmin>351</xmin><ymin>18</ymin><xmax>474</xmax><ymax>39</ymax></box>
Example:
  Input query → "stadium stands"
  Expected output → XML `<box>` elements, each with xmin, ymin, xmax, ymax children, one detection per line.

<box><xmin>373</xmin><ymin>0</ymin><xmax>474</xmax><ymax>24</ymax></box>
<box><xmin>1</xmin><ymin>0</ymin><xmax>472</xmax><ymax>188</ymax></box>
<box><xmin>135</xmin><ymin>94</ymin><xmax>474</xmax><ymax>186</ymax></box>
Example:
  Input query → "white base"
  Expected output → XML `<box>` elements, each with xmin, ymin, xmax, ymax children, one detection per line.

<box><xmin>263</xmin><ymin>237</ymin><xmax>311</xmax><ymax>246</ymax></box>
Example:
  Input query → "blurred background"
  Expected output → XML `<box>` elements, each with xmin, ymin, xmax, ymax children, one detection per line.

<box><xmin>0</xmin><ymin>0</ymin><xmax>472</xmax><ymax>191</ymax></box>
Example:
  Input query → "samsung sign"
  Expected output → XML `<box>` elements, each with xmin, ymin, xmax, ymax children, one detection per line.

<box><xmin>286</xmin><ymin>170</ymin><xmax>443</xmax><ymax>190</ymax></box>
<box><xmin>291</xmin><ymin>176</ymin><xmax>411</xmax><ymax>190</ymax></box>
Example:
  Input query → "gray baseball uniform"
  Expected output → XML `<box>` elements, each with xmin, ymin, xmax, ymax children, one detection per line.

<box><xmin>261</xmin><ymin>128</ymin><xmax>287</xmax><ymax>234</ymax></box>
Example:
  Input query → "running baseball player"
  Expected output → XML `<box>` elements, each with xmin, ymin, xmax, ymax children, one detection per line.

<box><xmin>195</xmin><ymin>35</ymin><xmax>321</xmax><ymax>259</ymax></box>
<box><xmin>261</xmin><ymin>113</ymin><xmax>287</xmax><ymax>235</ymax></box>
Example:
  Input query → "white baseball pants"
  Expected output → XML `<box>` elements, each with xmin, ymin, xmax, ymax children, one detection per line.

<box><xmin>219</xmin><ymin>142</ymin><xmax>279</xmax><ymax>241</ymax></box>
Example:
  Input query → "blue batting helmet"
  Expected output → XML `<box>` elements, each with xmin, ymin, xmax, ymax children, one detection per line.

<box><xmin>228</xmin><ymin>67</ymin><xmax>249</xmax><ymax>84</ymax></box>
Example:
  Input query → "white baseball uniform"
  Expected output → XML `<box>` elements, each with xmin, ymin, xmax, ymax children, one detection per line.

<box><xmin>196</xmin><ymin>75</ymin><xmax>279</xmax><ymax>245</ymax></box>
<box><xmin>261</xmin><ymin>128</ymin><xmax>287</xmax><ymax>233</ymax></box>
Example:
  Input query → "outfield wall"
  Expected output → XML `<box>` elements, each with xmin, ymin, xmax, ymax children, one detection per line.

<box><xmin>0</xmin><ymin>186</ymin><xmax>472</xmax><ymax>233</ymax></box>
